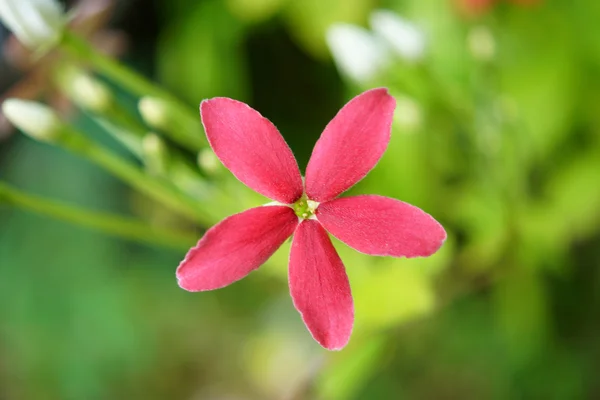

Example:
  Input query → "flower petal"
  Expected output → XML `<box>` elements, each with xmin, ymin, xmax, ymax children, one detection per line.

<box><xmin>289</xmin><ymin>220</ymin><xmax>354</xmax><ymax>350</ymax></box>
<box><xmin>200</xmin><ymin>98</ymin><xmax>303</xmax><ymax>204</ymax></box>
<box><xmin>177</xmin><ymin>206</ymin><xmax>297</xmax><ymax>291</ymax></box>
<box><xmin>305</xmin><ymin>88</ymin><xmax>396</xmax><ymax>202</ymax></box>
<box><xmin>317</xmin><ymin>195</ymin><xmax>446</xmax><ymax>257</ymax></box>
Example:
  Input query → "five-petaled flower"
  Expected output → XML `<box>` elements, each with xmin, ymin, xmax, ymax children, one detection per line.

<box><xmin>177</xmin><ymin>88</ymin><xmax>446</xmax><ymax>350</ymax></box>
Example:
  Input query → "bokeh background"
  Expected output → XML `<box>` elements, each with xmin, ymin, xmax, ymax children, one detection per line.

<box><xmin>1</xmin><ymin>0</ymin><xmax>600</xmax><ymax>399</ymax></box>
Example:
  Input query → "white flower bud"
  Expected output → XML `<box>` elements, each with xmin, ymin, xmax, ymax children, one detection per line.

<box><xmin>370</xmin><ymin>10</ymin><xmax>426</xmax><ymax>62</ymax></box>
<box><xmin>2</xmin><ymin>98</ymin><xmax>62</xmax><ymax>141</ymax></box>
<box><xmin>142</xmin><ymin>133</ymin><xmax>169</xmax><ymax>176</ymax></box>
<box><xmin>138</xmin><ymin>97</ymin><xmax>169</xmax><ymax>130</ymax></box>
<box><xmin>71</xmin><ymin>73</ymin><xmax>112</xmax><ymax>112</ymax></box>
<box><xmin>326</xmin><ymin>23</ymin><xmax>390</xmax><ymax>84</ymax></box>
<box><xmin>0</xmin><ymin>0</ymin><xmax>66</xmax><ymax>49</ymax></box>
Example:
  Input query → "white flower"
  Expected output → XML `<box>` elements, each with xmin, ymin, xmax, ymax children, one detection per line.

<box><xmin>326</xmin><ymin>10</ymin><xmax>427</xmax><ymax>84</ymax></box>
<box><xmin>0</xmin><ymin>0</ymin><xmax>65</xmax><ymax>49</ymax></box>
<box><xmin>2</xmin><ymin>98</ymin><xmax>62</xmax><ymax>141</ymax></box>
<box><xmin>326</xmin><ymin>24</ymin><xmax>390</xmax><ymax>84</ymax></box>
<box><xmin>370</xmin><ymin>10</ymin><xmax>426</xmax><ymax>62</ymax></box>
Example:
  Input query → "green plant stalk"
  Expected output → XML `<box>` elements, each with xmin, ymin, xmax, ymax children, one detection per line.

<box><xmin>77</xmin><ymin>102</ymin><xmax>239</xmax><ymax>216</ymax></box>
<box><xmin>0</xmin><ymin>182</ymin><xmax>197</xmax><ymax>250</ymax></box>
<box><xmin>89</xmin><ymin>114</ymin><xmax>231</xmax><ymax>209</ymax></box>
<box><xmin>58</xmin><ymin>32</ymin><xmax>205</xmax><ymax>151</ymax></box>
<box><xmin>57</xmin><ymin>128</ymin><xmax>214</xmax><ymax>225</ymax></box>
<box><xmin>94</xmin><ymin>113</ymin><xmax>145</xmax><ymax>157</ymax></box>
<box><xmin>142</xmin><ymin>97</ymin><xmax>207</xmax><ymax>150</ymax></box>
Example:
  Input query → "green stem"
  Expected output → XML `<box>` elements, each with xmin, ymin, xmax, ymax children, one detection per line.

<box><xmin>0</xmin><ymin>182</ymin><xmax>197</xmax><ymax>250</ymax></box>
<box><xmin>93</xmin><ymin>113</ymin><xmax>145</xmax><ymax>158</ymax></box>
<box><xmin>58</xmin><ymin>128</ymin><xmax>214</xmax><ymax>225</ymax></box>
<box><xmin>58</xmin><ymin>32</ymin><xmax>205</xmax><ymax>151</ymax></box>
<box><xmin>89</xmin><ymin>115</ymin><xmax>228</xmax><ymax>209</ymax></box>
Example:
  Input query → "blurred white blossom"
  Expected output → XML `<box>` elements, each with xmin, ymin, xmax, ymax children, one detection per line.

<box><xmin>138</xmin><ymin>97</ymin><xmax>170</xmax><ymax>130</ymax></box>
<box><xmin>71</xmin><ymin>72</ymin><xmax>112</xmax><ymax>112</ymax></box>
<box><xmin>0</xmin><ymin>0</ymin><xmax>66</xmax><ymax>49</ymax></box>
<box><xmin>370</xmin><ymin>10</ymin><xmax>426</xmax><ymax>62</ymax></box>
<box><xmin>2</xmin><ymin>98</ymin><xmax>62</xmax><ymax>141</ymax></box>
<box><xmin>326</xmin><ymin>24</ymin><xmax>390</xmax><ymax>84</ymax></box>
<box><xmin>326</xmin><ymin>10</ymin><xmax>426</xmax><ymax>84</ymax></box>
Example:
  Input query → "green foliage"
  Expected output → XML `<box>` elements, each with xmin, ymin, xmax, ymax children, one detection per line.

<box><xmin>157</xmin><ymin>0</ymin><xmax>249</xmax><ymax>103</ymax></box>
<box><xmin>1</xmin><ymin>0</ymin><xmax>600</xmax><ymax>398</ymax></box>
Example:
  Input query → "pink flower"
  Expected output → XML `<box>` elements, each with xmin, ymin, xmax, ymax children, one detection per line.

<box><xmin>177</xmin><ymin>88</ymin><xmax>446</xmax><ymax>350</ymax></box>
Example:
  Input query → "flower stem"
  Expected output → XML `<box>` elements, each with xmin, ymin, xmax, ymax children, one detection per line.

<box><xmin>88</xmin><ymin>115</ymin><xmax>229</xmax><ymax>210</ymax></box>
<box><xmin>57</xmin><ymin>127</ymin><xmax>214</xmax><ymax>225</ymax></box>
<box><xmin>58</xmin><ymin>31</ymin><xmax>205</xmax><ymax>151</ymax></box>
<box><xmin>0</xmin><ymin>182</ymin><xmax>197</xmax><ymax>250</ymax></box>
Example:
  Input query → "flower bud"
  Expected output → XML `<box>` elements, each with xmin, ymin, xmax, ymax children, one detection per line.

<box><xmin>138</xmin><ymin>97</ymin><xmax>169</xmax><ymax>130</ymax></box>
<box><xmin>138</xmin><ymin>96</ymin><xmax>206</xmax><ymax>151</ymax></box>
<box><xmin>0</xmin><ymin>0</ymin><xmax>66</xmax><ymax>50</ymax></box>
<box><xmin>2</xmin><ymin>99</ymin><xmax>62</xmax><ymax>141</ymax></box>
<box><xmin>71</xmin><ymin>73</ymin><xmax>113</xmax><ymax>112</ymax></box>
<box><xmin>142</xmin><ymin>133</ymin><xmax>169</xmax><ymax>176</ymax></box>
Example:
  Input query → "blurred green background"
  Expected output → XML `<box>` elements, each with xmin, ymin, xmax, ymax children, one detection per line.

<box><xmin>1</xmin><ymin>0</ymin><xmax>600</xmax><ymax>399</ymax></box>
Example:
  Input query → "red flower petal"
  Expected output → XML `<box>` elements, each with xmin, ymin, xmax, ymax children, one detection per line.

<box><xmin>317</xmin><ymin>195</ymin><xmax>446</xmax><ymax>257</ymax></box>
<box><xmin>200</xmin><ymin>98</ymin><xmax>303</xmax><ymax>204</ymax></box>
<box><xmin>289</xmin><ymin>220</ymin><xmax>354</xmax><ymax>350</ymax></box>
<box><xmin>305</xmin><ymin>88</ymin><xmax>396</xmax><ymax>202</ymax></box>
<box><xmin>177</xmin><ymin>206</ymin><xmax>297</xmax><ymax>291</ymax></box>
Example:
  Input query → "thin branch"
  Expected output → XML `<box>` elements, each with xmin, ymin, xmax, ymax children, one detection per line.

<box><xmin>0</xmin><ymin>182</ymin><xmax>198</xmax><ymax>250</ymax></box>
